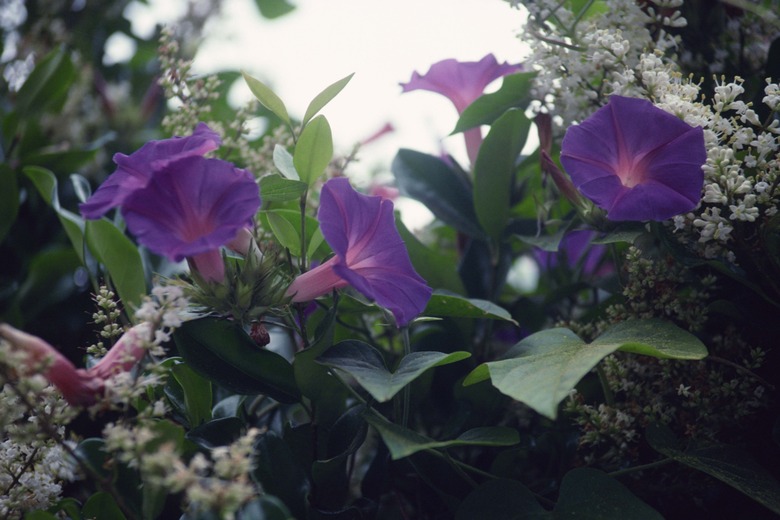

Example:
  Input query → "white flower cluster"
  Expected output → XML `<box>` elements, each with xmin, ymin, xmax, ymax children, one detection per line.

<box><xmin>0</xmin><ymin>343</ymin><xmax>78</xmax><ymax>519</ymax></box>
<box><xmin>134</xmin><ymin>284</ymin><xmax>191</xmax><ymax>351</ymax></box>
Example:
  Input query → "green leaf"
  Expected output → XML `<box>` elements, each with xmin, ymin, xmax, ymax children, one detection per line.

<box><xmin>272</xmin><ymin>144</ymin><xmax>299</xmax><ymax>180</ymax></box>
<box><xmin>74</xmin><ymin>438</ymin><xmax>112</xmax><ymax>480</ymax></box>
<box><xmin>647</xmin><ymin>423</ymin><xmax>780</xmax><ymax>514</ymax></box>
<box><xmin>474</xmin><ymin>109</ymin><xmax>531</xmax><ymax>242</ymax></box>
<box><xmin>591</xmin><ymin>225</ymin><xmax>646</xmax><ymax>244</ymax></box>
<box><xmin>173</xmin><ymin>317</ymin><xmax>300</xmax><ymax>402</ymax></box>
<box><xmin>187</xmin><ymin>417</ymin><xmax>246</xmax><ymax>450</ymax></box>
<box><xmin>260</xmin><ymin>174</ymin><xmax>308</xmax><ymax>202</ymax></box>
<box><xmin>265</xmin><ymin>210</ymin><xmax>303</xmax><ymax>256</ymax></box>
<box><xmin>396</xmin><ymin>216</ymin><xmax>465</xmax><ymax>294</ymax></box>
<box><xmin>424</xmin><ymin>292</ymin><xmax>517</xmax><ymax>324</ymax></box>
<box><xmin>23</xmin><ymin>511</ymin><xmax>59</xmax><ymax>520</ymax></box>
<box><xmin>453</xmin><ymin>72</ymin><xmax>537</xmax><ymax>133</ymax></box>
<box><xmin>596</xmin><ymin>319</ymin><xmax>708</xmax><ymax>360</ymax></box>
<box><xmin>239</xmin><ymin>496</ymin><xmax>294</xmax><ymax>520</ymax></box>
<box><xmin>82</xmin><ymin>492</ymin><xmax>127</xmax><ymax>520</ymax></box>
<box><xmin>556</xmin><ymin>468</ymin><xmax>663</xmax><ymax>519</ymax></box>
<box><xmin>364</xmin><ymin>410</ymin><xmax>519</xmax><ymax>460</ymax></box>
<box><xmin>302</xmin><ymin>73</ymin><xmax>354</xmax><ymax>127</ymax></box>
<box><xmin>0</xmin><ymin>165</ymin><xmax>18</xmax><ymax>242</ymax></box>
<box><xmin>293</xmin><ymin>115</ymin><xmax>333</xmax><ymax>187</ymax></box>
<box><xmin>171</xmin><ymin>362</ymin><xmax>213</xmax><ymax>427</ymax></box>
<box><xmin>85</xmin><ymin>219</ymin><xmax>147</xmax><ymax>312</ymax></box>
<box><xmin>251</xmin><ymin>431</ymin><xmax>309</xmax><ymax>520</ymax></box>
<box><xmin>16</xmin><ymin>248</ymin><xmax>81</xmax><ymax>319</ymax></box>
<box><xmin>15</xmin><ymin>47</ymin><xmax>76</xmax><ymax>116</ymax></box>
<box><xmin>465</xmin><ymin>320</ymin><xmax>707</xmax><ymax>419</ymax></box>
<box><xmin>242</xmin><ymin>71</ymin><xmax>291</xmax><ymax>125</ymax></box>
<box><xmin>392</xmin><ymin>149</ymin><xmax>483</xmax><ymax>238</ymax></box>
<box><xmin>317</xmin><ymin>340</ymin><xmax>470</xmax><ymax>402</ymax></box>
<box><xmin>259</xmin><ymin>209</ymin><xmax>325</xmax><ymax>260</ymax></box>
<box><xmin>24</xmin><ymin>166</ymin><xmax>86</xmax><ymax>264</ymax></box>
<box><xmin>254</xmin><ymin>0</ymin><xmax>296</xmax><ymax>19</ymax></box>
<box><xmin>455</xmin><ymin>479</ymin><xmax>548</xmax><ymax>520</ymax></box>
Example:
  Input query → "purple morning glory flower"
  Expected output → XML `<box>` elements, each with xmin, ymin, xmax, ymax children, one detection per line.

<box><xmin>401</xmin><ymin>54</ymin><xmax>523</xmax><ymax>165</ymax></box>
<box><xmin>286</xmin><ymin>177</ymin><xmax>432</xmax><ymax>327</ymax></box>
<box><xmin>80</xmin><ymin>122</ymin><xmax>221</xmax><ymax>219</ymax></box>
<box><xmin>120</xmin><ymin>156</ymin><xmax>260</xmax><ymax>281</ymax></box>
<box><xmin>533</xmin><ymin>229</ymin><xmax>611</xmax><ymax>277</ymax></box>
<box><xmin>560</xmin><ymin>95</ymin><xmax>706</xmax><ymax>221</ymax></box>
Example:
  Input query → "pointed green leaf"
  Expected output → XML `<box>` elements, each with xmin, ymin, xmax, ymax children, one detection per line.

<box><xmin>15</xmin><ymin>47</ymin><xmax>76</xmax><ymax>116</ymax></box>
<box><xmin>85</xmin><ymin>219</ymin><xmax>147</xmax><ymax>312</ymax></box>
<box><xmin>254</xmin><ymin>0</ymin><xmax>296</xmax><ymax>19</ymax></box>
<box><xmin>265</xmin><ymin>210</ymin><xmax>302</xmax><ymax>256</ymax></box>
<box><xmin>259</xmin><ymin>209</ymin><xmax>326</xmax><ymax>260</ymax></box>
<box><xmin>273</xmin><ymin>144</ymin><xmax>299</xmax><ymax>180</ymax></box>
<box><xmin>317</xmin><ymin>340</ymin><xmax>470</xmax><ymax>402</ymax></box>
<box><xmin>456</xmin><ymin>479</ymin><xmax>548</xmax><ymax>520</ymax></box>
<box><xmin>598</xmin><ymin>319</ymin><xmax>708</xmax><ymax>360</ymax></box>
<box><xmin>453</xmin><ymin>72</ymin><xmax>537</xmax><ymax>134</ymax></box>
<box><xmin>647</xmin><ymin>423</ymin><xmax>780</xmax><ymax>514</ymax></box>
<box><xmin>24</xmin><ymin>166</ymin><xmax>85</xmax><ymax>264</ymax></box>
<box><xmin>392</xmin><ymin>148</ymin><xmax>484</xmax><ymax>238</ymax></box>
<box><xmin>242</xmin><ymin>71</ymin><xmax>291</xmax><ymax>125</ymax></box>
<box><xmin>307</xmin><ymin>226</ymin><xmax>325</xmax><ymax>260</ymax></box>
<box><xmin>424</xmin><ymin>292</ymin><xmax>517</xmax><ymax>324</ymax></box>
<box><xmin>364</xmin><ymin>410</ymin><xmax>519</xmax><ymax>460</ymax></box>
<box><xmin>171</xmin><ymin>362</ymin><xmax>213</xmax><ymax>427</ymax></box>
<box><xmin>293</xmin><ymin>115</ymin><xmax>333</xmax><ymax>187</ymax></box>
<box><xmin>82</xmin><ymin>492</ymin><xmax>127</xmax><ymax>520</ymax></box>
<box><xmin>397</xmin><ymin>216</ymin><xmax>465</xmax><ymax>294</ymax></box>
<box><xmin>173</xmin><ymin>317</ymin><xmax>300</xmax><ymax>403</ymax></box>
<box><xmin>259</xmin><ymin>174</ymin><xmax>307</xmax><ymax>202</ymax></box>
<box><xmin>556</xmin><ymin>468</ymin><xmax>663</xmax><ymax>519</ymax></box>
<box><xmin>466</xmin><ymin>320</ymin><xmax>707</xmax><ymax>419</ymax></box>
<box><xmin>474</xmin><ymin>108</ymin><xmax>531</xmax><ymax>242</ymax></box>
<box><xmin>302</xmin><ymin>73</ymin><xmax>354</xmax><ymax>127</ymax></box>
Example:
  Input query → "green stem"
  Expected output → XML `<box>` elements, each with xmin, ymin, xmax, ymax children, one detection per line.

<box><xmin>595</xmin><ymin>363</ymin><xmax>615</xmax><ymax>406</ymax></box>
<box><xmin>401</xmin><ymin>327</ymin><xmax>411</xmax><ymax>429</ymax></box>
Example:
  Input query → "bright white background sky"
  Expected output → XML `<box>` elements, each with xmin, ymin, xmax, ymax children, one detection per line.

<box><xmin>128</xmin><ymin>0</ymin><xmax>529</xmax><ymax>172</ymax></box>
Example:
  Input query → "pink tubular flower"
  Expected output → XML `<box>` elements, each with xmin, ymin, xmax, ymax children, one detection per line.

<box><xmin>400</xmin><ymin>54</ymin><xmax>523</xmax><ymax>165</ymax></box>
<box><xmin>560</xmin><ymin>96</ymin><xmax>706</xmax><ymax>221</ymax></box>
<box><xmin>285</xmin><ymin>178</ymin><xmax>432</xmax><ymax>327</ymax></box>
<box><xmin>0</xmin><ymin>322</ymin><xmax>152</xmax><ymax>405</ymax></box>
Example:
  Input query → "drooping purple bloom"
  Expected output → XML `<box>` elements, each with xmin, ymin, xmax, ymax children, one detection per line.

<box><xmin>80</xmin><ymin>122</ymin><xmax>221</xmax><ymax>219</ymax></box>
<box><xmin>120</xmin><ymin>156</ymin><xmax>260</xmax><ymax>281</ymax></box>
<box><xmin>286</xmin><ymin>177</ymin><xmax>432</xmax><ymax>327</ymax></box>
<box><xmin>400</xmin><ymin>54</ymin><xmax>523</xmax><ymax>165</ymax></box>
<box><xmin>560</xmin><ymin>96</ymin><xmax>706</xmax><ymax>221</ymax></box>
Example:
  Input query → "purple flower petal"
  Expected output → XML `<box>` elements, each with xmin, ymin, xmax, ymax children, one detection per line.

<box><xmin>400</xmin><ymin>54</ymin><xmax>523</xmax><ymax>113</ymax></box>
<box><xmin>286</xmin><ymin>177</ymin><xmax>432</xmax><ymax>327</ymax></box>
<box><xmin>560</xmin><ymin>96</ymin><xmax>706</xmax><ymax>221</ymax></box>
<box><xmin>121</xmin><ymin>156</ymin><xmax>260</xmax><ymax>262</ymax></box>
<box><xmin>533</xmin><ymin>229</ymin><xmax>612</xmax><ymax>277</ymax></box>
<box><xmin>80</xmin><ymin>122</ymin><xmax>221</xmax><ymax>219</ymax></box>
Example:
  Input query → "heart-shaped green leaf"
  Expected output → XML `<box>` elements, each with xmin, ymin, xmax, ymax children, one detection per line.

<box><xmin>556</xmin><ymin>468</ymin><xmax>663</xmax><ymax>519</ymax></box>
<box><xmin>424</xmin><ymin>292</ymin><xmax>517</xmax><ymax>324</ymax></box>
<box><xmin>317</xmin><ymin>340</ymin><xmax>470</xmax><ymax>402</ymax></box>
<box><xmin>465</xmin><ymin>319</ymin><xmax>707</xmax><ymax>419</ymax></box>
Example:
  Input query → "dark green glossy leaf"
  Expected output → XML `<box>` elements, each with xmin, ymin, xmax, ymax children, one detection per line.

<box><xmin>453</xmin><ymin>72</ymin><xmax>537</xmax><ymax>133</ymax></box>
<box><xmin>364</xmin><ymin>410</ymin><xmax>519</xmax><ymax>460</ymax></box>
<box><xmin>465</xmin><ymin>320</ymin><xmax>707</xmax><ymax>419</ymax></box>
<box><xmin>317</xmin><ymin>340</ymin><xmax>470</xmax><ymax>402</ymax></box>
<box><xmin>74</xmin><ymin>438</ymin><xmax>111</xmax><ymax>480</ymax></box>
<box><xmin>392</xmin><ymin>148</ymin><xmax>483</xmax><ymax>238</ymax></box>
<box><xmin>647</xmin><ymin>423</ymin><xmax>780</xmax><ymax>514</ymax></box>
<box><xmin>259</xmin><ymin>174</ymin><xmax>307</xmax><ymax>202</ymax></box>
<box><xmin>82</xmin><ymin>492</ymin><xmax>127</xmax><ymax>520</ymax></box>
<box><xmin>396</xmin><ymin>216</ymin><xmax>465</xmax><ymax>294</ymax></box>
<box><xmin>239</xmin><ymin>496</ymin><xmax>294</xmax><ymax>520</ymax></box>
<box><xmin>302</xmin><ymin>73</ymin><xmax>354</xmax><ymax>126</ymax></box>
<box><xmin>556</xmin><ymin>468</ymin><xmax>662</xmax><ymax>519</ymax></box>
<box><xmin>173</xmin><ymin>317</ymin><xmax>300</xmax><ymax>402</ymax></box>
<box><xmin>22</xmin><ymin>149</ymin><xmax>98</xmax><ymax>172</ymax></box>
<box><xmin>187</xmin><ymin>417</ymin><xmax>246</xmax><ymax>450</ymax></box>
<box><xmin>0</xmin><ymin>165</ymin><xmax>18</xmax><ymax>242</ymax></box>
<box><xmin>474</xmin><ymin>109</ymin><xmax>531</xmax><ymax>242</ymax></box>
<box><xmin>16</xmin><ymin>248</ymin><xmax>81</xmax><ymax>319</ymax></box>
<box><xmin>23</xmin><ymin>511</ymin><xmax>58</xmax><ymax>520</ymax></box>
<box><xmin>293</xmin><ymin>114</ymin><xmax>333</xmax><ymax>187</ymax></box>
<box><xmin>424</xmin><ymin>292</ymin><xmax>517</xmax><ymax>323</ymax></box>
<box><xmin>242</xmin><ymin>71</ymin><xmax>291</xmax><ymax>125</ymax></box>
<box><xmin>85</xmin><ymin>219</ymin><xmax>146</xmax><ymax>312</ymax></box>
<box><xmin>455</xmin><ymin>479</ymin><xmax>547</xmax><ymax>520</ymax></box>
<box><xmin>252</xmin><ymin>431</ymin><xmax>309</xmax><ymax>520</ymax></box>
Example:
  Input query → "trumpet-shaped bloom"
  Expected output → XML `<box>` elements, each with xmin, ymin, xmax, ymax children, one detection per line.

<box><xmin>286</xmin><ymin>177</ymin><xmax>432</xmax><ymax>327</ymax></box>
<box><xmin>121</xmin><ymin>156</ymin><xmax>260</xmax><ymax>281</ymax></box>
<box><xmin>0</xmin><ymin>322</ymin><xmax>151</xmax><ymax>405</ymax></box>
<box><xmin>80</xmin><ymin>122</ymin><xmax>221</xmax><ymax>219</ymax></box>
<box><xmin>560</xmin><ymin>96</ymin><xmax>706</xmax><ymax>221</ymax></box>
<box><xmin>400</xmin><ymin>54</ymin><xmax>523</xmax><ymax>164</ymax></box>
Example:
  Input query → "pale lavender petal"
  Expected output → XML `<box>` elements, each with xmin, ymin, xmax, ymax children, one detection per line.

<box><xmin>121</xmin><ymin>156</ymin><xmax>260</xmax><ymax>261</ymax></box>
<box><xmin>560</xmin><ymin>96</ymin><xmax>706</xmax><ymax>221</ymax></box>
<box><xmin>80</xmin><ymin>123</ymin><xmax>221</xmax><ymax>219</ymax></box>
<box><xmin>286</xmin><ymin>257</ymin><xmax>348</xmax><ymax>302</ymax></box>
<box><xmin>400</xmin><ymin>54</ymin><xmax>524</xmax><ymax>113</ymax></box>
